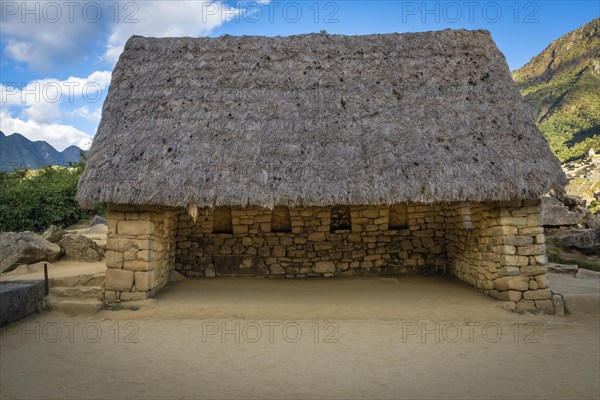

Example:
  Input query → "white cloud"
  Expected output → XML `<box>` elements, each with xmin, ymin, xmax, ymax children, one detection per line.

<box><xmin>68</xmin><ymin>106</ymin><xmax>103</xmax><ymax>121</ymax></box>
<box><xmin>2</xmin><ymin>71</ymin><xmax>111</xmax><ymax>123</ymax></box>
<box><xmin>1</xmin><ymin>1</ymin><xmax>106</xmax><ymax>70</ymax></box>
<box><xmin>2</xmin><ymin>1</ymin><xmax>245</xmax><ymax>69</ymax></box>
<box><xmin>1</xmin><ymin>71</ymin><xmax>111</xmax><ymax>150</ymax></box>
<box><xmin>1</xmin><ymin>110</ymin><xmax>93</xmax><ymax>150</ymax></box>
<box><xmin>103</xmin><ymin>1</ymin><xmax>241</xmax><ymax>64</ymax></box>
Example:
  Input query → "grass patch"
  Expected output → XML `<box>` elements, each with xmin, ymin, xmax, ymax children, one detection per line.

<box><xmin>546</xmin><ymin>240</ymin><xmax>600</xmax><ymax>272</ymax></box>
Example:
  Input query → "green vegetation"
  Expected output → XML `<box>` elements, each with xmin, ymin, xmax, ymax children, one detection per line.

<box><xmin>514</xmin><ymin>17</ymin><xmax>600</xmax><ymax>162</ymax></box>
<box><xmin>0</xmin><ymin>157</ymin><xmax>105</xmax><ymax>233</ymax></box>
<box><xmin>589</xmin><ymin>200</ymin><xmax>600</xmax><ymax>214</ymax></box>
<box><xmin>546</xmin><ymin>240</ymin><xmax>600</xmax><ymax>272</ymax></box>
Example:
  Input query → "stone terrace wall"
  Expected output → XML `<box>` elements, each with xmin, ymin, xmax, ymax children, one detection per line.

<box><xmin>104</xmin><ymin>205</ymin><xmax>177</xmax><ymax>302</ymax></box>
<box><xmin>444</xmin><ymin>200</ymin><xmax>552</xmax><ymax>313</ymax></box>
<box><xmin>175</xmin><ymin>205</ymin><xmax>447</xmax><ymax>278</ymax></box>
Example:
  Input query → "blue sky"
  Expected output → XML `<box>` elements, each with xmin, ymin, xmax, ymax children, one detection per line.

<box><xmin>1</xmin><ymin>0</ymin><xmax>598</xmax><ymax>150</ymax></box>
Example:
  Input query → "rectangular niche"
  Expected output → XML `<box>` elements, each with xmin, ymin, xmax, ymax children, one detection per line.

<box><xmin>271</xmin><ymin>206</ymin><xmax>292</xmax><ymax>233</ymax></box>
<box><xmin>389</xmin><ymin>204</ymin><xmax>409</xmax><ymax>230</ymax></box>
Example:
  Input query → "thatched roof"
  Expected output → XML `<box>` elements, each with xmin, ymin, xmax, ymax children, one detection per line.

<box><xmin>77</xmin><ymin>30</ymin><xmax>567</xmax><ymax>209</ymax></box>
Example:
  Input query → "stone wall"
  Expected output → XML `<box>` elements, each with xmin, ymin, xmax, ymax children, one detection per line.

<box><xmin>103</xmin><ymin>201</ymin><xmax>553</xmax><ymax>313</ymax></box>
<box><xmin>174</xmin><ymin>205</ymin><xmax>447</xmax><ymax>278</ymax></box>
<box><xmin>104</xmin><ymin>205</ymin><xmax>177</xmax><ymax>302</ymax></box>
<box><xmin>444</xmin><ymin>200</ymin><xmax>552</xmax><ymax>313</ymax></box>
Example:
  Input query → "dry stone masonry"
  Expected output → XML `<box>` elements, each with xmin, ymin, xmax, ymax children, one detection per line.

<box><xmin>104</xmin><ymin>205</ymin><xmax>177</xmax><ymax>303</ymax></box>
<box><xmin>103</xmin><ymin>200</ymin><xmax>553</xmax><ymax>313</ymax></box>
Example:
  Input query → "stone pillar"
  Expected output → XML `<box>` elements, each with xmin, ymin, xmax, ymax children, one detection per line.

<box><xmin>491</xmin><ymin>200</ymin><xmax>552</xmax><ymax>313</ymax></box>
<box><xmin>445</xmin><ymin>199</ymin><xmax>553</xmax><ymax>313</ymax></box>
<box><xmin>104</xmin><ymin>204</ymin><xmax>177</xmax><ymax>302</ymax></box>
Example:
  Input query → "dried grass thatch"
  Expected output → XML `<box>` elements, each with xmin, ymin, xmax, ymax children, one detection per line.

<box><xmin>77</xmin><ymin>30</ymin><xmax>567</xmax><ymax>209</ymax></box>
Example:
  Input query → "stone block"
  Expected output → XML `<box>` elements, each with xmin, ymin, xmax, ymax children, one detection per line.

<box><xmin>526</xmin><ymin>214</ymin><xmax>541</xmax><ymax>227</ymax></box>
<box><xmin>134</xmin><ymin>271</ymin><xmax>155</xmax><ymax>292</ymax></box>
<box><xmin>534</xmin><ymin>300</ymin><xmax>554</xmax><ymax>313</ymax></box>
<box><xmin>515</xmin><ymin>300</ymin><xmax>536</xmax><ymax>313</ymax></box>
<box><xmin>117</xmin><ymin>220</ymin><xmax>154</xmax><ymax>236</ymax></box>
<box><xmin>523</xmin><ymin>289</ymin><xmax>551</xmax><ymax>300</ymax></box>
<box><xmin>137</xmin><ymin>250</ymin><xmax>152</xmax><ymax>262</ymax></box>
<box><xmin>498</xmin><ymin>266</ymin><xmax>520</xmax><ymax>276</ymax></box>
<box><xmin>520</xmin><ymin>266</ymin><xmax>548</xmax><ymax>276</ymax></box>
<box><xmin>493</xmin><ymin>276</ymin><xmax>529</xmax><ymax>291</ymax></box>
<box><xmin>272</xmin><ymin>246</ymin><xmax>286</xmax><ymax>257</ymax></box>
<box><xmin>308</xmin><ymin>232</ymin><xmax>326</xmax><ymax>241</ymax></box>
<box><xmin>105</xmin><ymin>251</ymin><xmax>124</xmax><ymax>269</ymax></box>
<box><xmin>105</xmin><ymin>268</ymin><xmax>134</xmax><ymax>291</ymax></box>
<box><xmin>519</xmin><ymin>227</ymin><xmax>543</xmax><ymax>236</ymax></box>
<box><xmin>104</xmin><ymin>290</ymin><xmax>117</xmax><ymax>303</ymax></box>
<box><xmin>362</xmin><ymin>209</ymin><xmax>380</xmax><ymax>218</ymax></box>
<box><xmin>232</xmin><ymin>225</ymin><xmax>248</xmax><ymax>235</ymax></box>
<box><xmin>123</xmin><ymin>260</ymin><xmax>151</xmax><ymax>271</ymax></box>
<box><xmin>269</xmin><ymin>263</ymin><xmax>285</xmax><ymax>275</ymax></box>
<box><xmin>552</xmin><ymin>295</ymin><xmax>565</xmax><ymax>316</ymax></box>
<box><xmin>503</xmin><ymin>236</ymin><xmax>534</xmax><ymax>246</ymax></box>
<box><xmin>517</xmin><ymin>244</ymin><xmax>546</xmax><ymax>256</ymax></box>
<box><xmin>492</xmin><ymin>290</ymin><xmax>522</xmax><ymax>302</ymax></box>
<box><xmin>500</xmin><ymin>255</ymin><xmax>529</xmax><ymax>267</ymax></box>
<box><xmin>535</xmin><ymin>234</ymin><xmax>546</xmax><ymax>244</ymax></box>
<box><xmin>313</xmin><ymin>261</ymin><xmax>336</xmax><ymax>273</ymax></box>
<box><xmin>314</xmin><ymin>242</ymin><xmax>333</xmax><ymax>251</ymax></box>
<box><xmin>492</xmin><ymin>226</ymin><xmax>518</xmax><ymax>236</ymax></box>
<box><xmin>499</xmin><ymin>245</ymin><xmax>516</xmax><ymax>255</ymax></box>
<box><xmin>529</xmin><ymin>280</ymin><xmax>538</xmax><ymax>290</ymax></box>
<box><xmin>534</xmin><ymin>274</ymin><xmax>549</xmax><ymax>289</ymax></box>
<box><xmin>120</xmin><ymin>291</ymin><xmax>149</xmax><ymax>301</ymax></box>
<box><xmin>499</xmin><ymin>217</ymin><xmax>527</xmax><ymax>227</ymax></box>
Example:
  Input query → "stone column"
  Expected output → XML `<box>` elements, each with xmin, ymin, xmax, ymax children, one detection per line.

<box><xmin>104</xmin><ymin>205</ymin><xmax>177</xmax><ymax>302</ymax></box>
<box><xmin>445</xmin><ymin>200</ymin><xmax>553</xmax><ymax>313</ymax></box>
<box><xmin>491</xmin><ymin>200</ymin><xmax>552</xmax><ymax>313</ymax></box>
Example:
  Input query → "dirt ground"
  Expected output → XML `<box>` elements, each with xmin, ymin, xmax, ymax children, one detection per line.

<box><xmin>1</xmin><ymin>276</ymin><xmax>599</xmax><ymax>400</ymax></box>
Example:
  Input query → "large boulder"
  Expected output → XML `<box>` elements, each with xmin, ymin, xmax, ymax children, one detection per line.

<box><xmin>0</xmin><ymin>232</ymin><xmax>62</xmax><ymax>273</ymax></box>
<box><xmin>89</xmin><ymin>215</ymin><xmax>107</xmax><ymax>226</ymax></box>
<box><xmin>42</xmin><ymin>225</ymin><xmax>65</xmax><ymax>243</ymax></box>
<box><xmin>584</xmin><ymin>212</ymin><xmax>600</xmax><ymax>229</ymax></box>
<box><xmin>58</xmin><ymin>233</ymin><xmax>104</xmax><ymax>262</ymax></box>
<box><xmin>75</xmin><ymin>224</ymin><xmax>108</xmax><ymax>236</ymax></box>
<box><xmin>555</xmin><ymin>192</ymin><xmax>586</xmax><ymax>208</ymax></box>
<box><xmin>541</xmin><ymin>196</ymin><xmax>581</xmax><ymax>227</ymax></box>
<box><xmin>557</xmin><ymin>229</ymin><xmax>600</xmax><ymax>255</ymax></box>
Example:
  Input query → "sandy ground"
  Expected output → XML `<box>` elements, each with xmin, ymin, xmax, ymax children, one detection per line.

<box><xmin>1</xmin><ymin>276</ymin><xmax>599</xmax><ymax>400</ymax></box>
<box><xmin>0</xmin><ymin>261</ymin><xmax>106</xmax><ymax>283</ymax></box>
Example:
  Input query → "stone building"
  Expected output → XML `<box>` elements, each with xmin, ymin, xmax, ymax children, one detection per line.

<box><xmin>77</xmin><ymin>30</ymin><xmax>567</xmax><ymax>312</ymax></box>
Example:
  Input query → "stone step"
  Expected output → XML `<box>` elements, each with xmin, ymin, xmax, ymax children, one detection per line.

<box><xmin>50</xmin><ymin>273</ymin><xmax>105</xmax><ymax>288</ymax></box>
<box><xmin>547</xmin><ymin>263</ymin><xmax>578</xmax><ymax>274</ymax></box>
<box><xmin>563</xmin><ymin>294</ymin><xmax>600</xmax><ymax>315</ymax></box>
<box><xmin>51</xmin><ymin>299</ymin><xmax>102</xmax><ymax>316</ymax></box>
<box><xmin>49</xmin><ymin>286</ymin><xmax>103</xmax><ymax>300</ymax></box>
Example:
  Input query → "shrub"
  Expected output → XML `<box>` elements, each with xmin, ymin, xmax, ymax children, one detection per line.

<box><xmin>0</xmin><ymin>159</ymin><xmax>105</xmax><ymax>233</ymax></box>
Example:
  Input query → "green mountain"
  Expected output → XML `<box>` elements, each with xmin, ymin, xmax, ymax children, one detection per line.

<box><xmin>513</xmin><ymin>17</ymin><xmax>600</xmax><ymax>163</ymax></box>
<box><xmin>0</xmin><ymin>131</ymin><xmax>84</xmax><ymax>172</ymax></box>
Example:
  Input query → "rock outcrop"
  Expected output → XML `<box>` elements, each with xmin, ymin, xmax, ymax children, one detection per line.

<box><xmin>42</xmin><ymin>225</ymin><xmax>65</xmax><ymax>243</ymax></box>
<box><xmin>541</xmin><ymin>192</ymin><xmax>599</xmax><ymax>229</ymax></box>
<box><xmin>0</xmin><ymin>232</ymin><xmax>62</xmax><ymax>272</ymax></box>
<box><xmin>541</xmin><ymin>196</ymin><xmax>581</xmax><ymax>227</ymax></box>
<box><xmin>557</xmin><ymin>229</ymin><xmax>600</xmax><ymax>255</ymax></box>
<box><xmin>58</xmin><ymin>233</ymin><xmax>104</xmax><ymax>262</ymax></box>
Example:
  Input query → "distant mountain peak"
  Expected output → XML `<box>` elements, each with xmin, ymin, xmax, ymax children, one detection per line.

<box><xmin>0</xmin><ymin>132</ymin><xmax>84</xmax><ymax>172</ymax></box>
<box><xmin>514</xmin><ymin>17</ymin><xmax>600</xmax><ymax>163</ymax></box>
